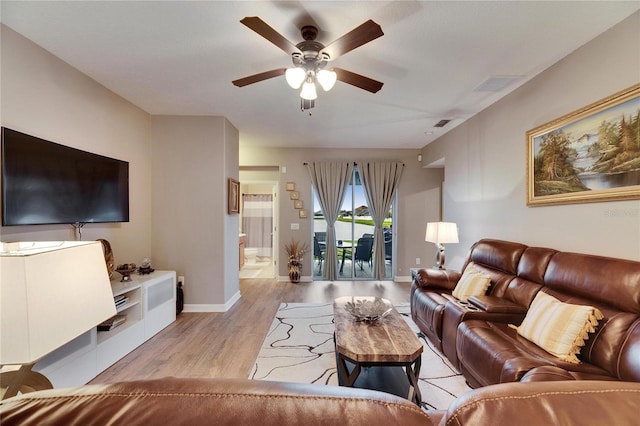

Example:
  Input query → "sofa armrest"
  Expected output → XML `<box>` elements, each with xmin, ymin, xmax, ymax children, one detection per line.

<box><xmin>412</xmin><ymin>268</ymin><xmax>461</xmax><ymax>291</ymax></box>
<box><xmin>467</xmin><ymin>295</ymin><xmax>528</xmax><ymax>314</ymax></box>
<box><xmin>444</xmin><ymin>380</ymin><xmax>640</xmax><ymax>425</ymax></box>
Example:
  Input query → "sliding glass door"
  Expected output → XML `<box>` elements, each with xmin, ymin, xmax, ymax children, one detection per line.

<box><xmin>312</xmin><ymin>168</ymin><xmax>394</xmax><ymax>280</ymax></box>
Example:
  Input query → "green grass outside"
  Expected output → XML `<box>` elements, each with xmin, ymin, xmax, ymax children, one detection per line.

<box><xmin>335</xmin><ymin>217</ymin><xmax>392</xmax><ymax>227</ymax></box>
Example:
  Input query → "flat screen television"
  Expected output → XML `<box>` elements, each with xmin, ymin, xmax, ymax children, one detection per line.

<box><xmin>1</xmin><ymin>127</ymin><xmax>129</xmax><ymax>226</ymax></box>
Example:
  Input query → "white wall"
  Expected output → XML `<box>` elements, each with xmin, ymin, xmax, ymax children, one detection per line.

<box><xmin>239</xmin><ymin>146</ymin><xmax>443</xmax><ymax>279</ymax></box>
<box><xmin>1</xmin><ymin>26</ymin><xmax>240</xmax><ymax>310</ymax></box>
<box><xmin>0</xmin><ymin>25</ymin><xmax>152</xmax><ymax>264</ymax></box>
<box><xmin>422</xmin><ymin>12</ymin><xmax>640</xmax><ymax>270</ymax></box>
<box><xmin>151</xmin><ymin>116</ymin><xmax>239</xmax><ymax>308</ymax></box>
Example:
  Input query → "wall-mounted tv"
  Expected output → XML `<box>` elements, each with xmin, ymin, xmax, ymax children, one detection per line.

<box><xmin>1</xmin><ymin>127</ymin><xmax>129</xmax><ymax>226</ymax></box>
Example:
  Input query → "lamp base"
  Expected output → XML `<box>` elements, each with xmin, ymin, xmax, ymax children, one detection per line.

<box><xmin>1</xmin><ymin>363</ymin><xmax>53</xmax><ymax>400</ymax></box>
<box><xmin>433</xmin><ymin>244</ymin><xmax>447</xmax><ymax>270</ymax></box>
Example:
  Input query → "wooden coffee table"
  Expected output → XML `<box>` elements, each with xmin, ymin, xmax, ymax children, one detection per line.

<box><xmin>333</xmin><ymin>297</ymin><xmax>423</xmax><ymax>405</ymax></box>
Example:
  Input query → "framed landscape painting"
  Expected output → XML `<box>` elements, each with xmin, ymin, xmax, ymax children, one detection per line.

<box><xmin>527</xmin><ymin>84</ymin><xmax>640</xmax><ymax>206</ymax></box>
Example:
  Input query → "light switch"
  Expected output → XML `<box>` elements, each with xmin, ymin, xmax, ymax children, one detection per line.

<box><xmin>290</xmin><ymin>223</ymin><xmax>299</xmax><ymax>230</ymax></box>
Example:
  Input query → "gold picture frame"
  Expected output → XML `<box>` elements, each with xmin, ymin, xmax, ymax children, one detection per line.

<box><xmin>285</xmin><ymin>182</ymin><xmax>295</xmax><ymax>191</ymax></box>
<box><xmin>290</xmin><ymin>191</ymin><xmax>300</xmax><ymax>200</ymax></box>
<box><xmin>228</xmin><ymin>178</ymin><xmax>240</xmax><ymax>214</ymax></box>
<box><xmin>526</xmin><ymin>84</ymin><xmax>640</xmax><ymax>206</ymax></box>
<box><xmin>294</xmin><ymin>199</ymin><xmax>303</xmax><ymax>209</ymax></box>
<box><xmin>298</xmin><ymin>209</ymin><xmax>308</xmax><ymax>219</ymax></box>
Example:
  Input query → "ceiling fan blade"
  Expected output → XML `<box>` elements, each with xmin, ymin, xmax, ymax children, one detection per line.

<box><xmin>232</xmin><ymin>68</ymin><xmax>287</xmax><ymax>87</ymax></box>
<box><xmin>240</xmin><ymin>17</ymin><xmax>301</xmax><ymax>56</ymax></box>
<box><xmin>321</xmin><ymin>20</ymin><xmax>383</xmax><ymax>60</ymax></box>
<box><xmin>333</xmin><ymin>67</ymin><xmax>383</xmax><ymax>93</ymax></box>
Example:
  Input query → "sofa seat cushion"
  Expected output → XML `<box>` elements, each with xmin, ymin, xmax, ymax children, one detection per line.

<box><xmin>512</xmin><ymin>292</ymin><xmax>603</xmax><ymax>364</ymax></box>
<box><xmin>457</xmin><ymin>320</ymin><xmax>610</xmax><ymax>387</ymax></box>
<box><xmin>452</xmin><ymin>263</ymin><xmax>492</xmax><ymax>302</ymax></box>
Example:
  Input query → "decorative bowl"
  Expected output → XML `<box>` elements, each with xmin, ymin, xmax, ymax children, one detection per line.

<box><xmin>344</xmin><ymin>297</ymin><xmax>393</xmax><ymax>322</ymax></box>
<box><xmin>115</xmin><ymin>263</ymin><xmax>137</xmax><ymax>282</ymax></box>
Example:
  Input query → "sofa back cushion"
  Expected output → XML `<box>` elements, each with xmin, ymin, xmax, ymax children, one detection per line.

<box><xmin>464</xmin><ymin>239</ymin><xmax>527</xmax><ymax>297</ymax></box>
<box><xmin>517</xmin><ymin>247</ymin><xmax>558</xmax><ymax>283</ymax></box>
<box><xmin>467</xmin><ymin>239</ymin><xmax>527</xmax><ymax>274</ymax></box>
<box><xmin>543</xmin><ymin>252</ymin><xmax>640</xmax><ymax>314</ymax></box>
<box><xmin>503</xmin><ymin>278</ymin><xmax>543</xmax><ymax>308</ymax></box>
<box><xmin>502</xmin><ymin>247</ymin><xmax>556</xmax><ymax>307</ymax></box>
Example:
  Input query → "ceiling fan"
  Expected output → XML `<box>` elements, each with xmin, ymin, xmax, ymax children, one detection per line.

<box><xmin>232</xmin><ymin>17</ymin><xmax>384</xmax><ymax>109</ymax></box>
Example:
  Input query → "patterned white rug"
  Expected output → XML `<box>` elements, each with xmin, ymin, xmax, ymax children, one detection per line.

<box><xmin>250</xmin><ymin>302</ymin><xmax>471</xmax><ymax>410</ymax></box>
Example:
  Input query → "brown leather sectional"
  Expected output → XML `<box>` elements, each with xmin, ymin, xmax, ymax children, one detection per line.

<box><xmin>2</xmin><ymin>377</ymin><xmax>639</xmax><ymax>425</ymax></box>
<box><xmin>411</xmin><ymin>239</ymin><xmax>640</xmax><ymax>388</ymax></box>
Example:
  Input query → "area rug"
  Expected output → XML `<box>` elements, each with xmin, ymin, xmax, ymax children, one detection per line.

<box><xmin>250</xmin><ymin>302</ymin><xmax>471</xmax><ymax>410</ymax></box>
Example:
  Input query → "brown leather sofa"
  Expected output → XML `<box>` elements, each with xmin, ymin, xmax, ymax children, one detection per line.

<box><xmin>1</xmin><ymin>377</ymin><xmax>639</xmax><ymax>425</ymax></box>
<box><xmin>411</xmin><ymin>239</ymin><xmax>640</xmax><ymax>388</ymax></box>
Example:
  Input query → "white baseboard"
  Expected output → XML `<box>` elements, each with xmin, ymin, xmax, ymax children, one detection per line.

<box><xmin>183</xmin><ymin>290</ymin><xmax>241</xmax><ymax>312</ymax></box>
<box><xmin>277</xmin><ymin>275</ymin><xmax>313</xmax><ymax>282</ymax></box>
<box><xmin>395</xmin><ymin>275</ymin><xmax>412</xmax><ymax>282</ymax></box>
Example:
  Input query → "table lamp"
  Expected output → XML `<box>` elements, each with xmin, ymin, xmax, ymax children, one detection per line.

<box><xmin>425</xmin><ymin>222</ymin><xmax>459</xmax><ymax>270</ymax></box>
<box><xmin>1</xmin><ymin>241</ymin><xmax>117</xmax><ymax>399</ymax></box>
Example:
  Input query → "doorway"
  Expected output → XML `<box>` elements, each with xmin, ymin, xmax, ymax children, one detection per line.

<box><xmin>239</xmin><ymin>167</ymin><xmax>279</xmax><ymax>279</ymax></box>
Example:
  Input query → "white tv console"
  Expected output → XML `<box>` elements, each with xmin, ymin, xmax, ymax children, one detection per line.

<box><xmin>34</xmin><ymin>270</ymin><xmax>176</xmax><ymax>388</ymax></box>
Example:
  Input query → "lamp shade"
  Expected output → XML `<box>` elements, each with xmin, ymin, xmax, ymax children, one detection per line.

<box><xmin>285</xmin><ymin>67</ymin><xmax>306</xmax><ymax>89</ymax></box>
<box><xmin>425</xmin><ymin>222</ymin><xmax>459</xmax><ymax>244</ymax></box>
<box><xmin>316</xmin><ymin>69</ymin><xmax>337</xmax><ymax>91</ymax></box>
<box><xmin>0</xmin><ymin>241</ymin><xmax>116</xmax><ymax>364</ymax></box>
<box><xmin>300</xmin><ymin>81</ymin><xmax>318</xmax><ymax>100</ymax></box>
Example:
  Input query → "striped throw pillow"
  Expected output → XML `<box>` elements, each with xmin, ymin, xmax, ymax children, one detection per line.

<box><xmin>512</xmin><ymin>292</ymin><xmax>603</xmax><ymax>364</ymax></box>
<box><xmin>452</xmin><ymin>263</ymin><xmax>491</xmax><ymax>302</ymax></box>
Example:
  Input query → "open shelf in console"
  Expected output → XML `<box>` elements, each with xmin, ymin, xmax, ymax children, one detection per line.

<box><xmin>97</xmin><ymin>280</ymin><xmax>143</xmax><ymax>345</ymax></box>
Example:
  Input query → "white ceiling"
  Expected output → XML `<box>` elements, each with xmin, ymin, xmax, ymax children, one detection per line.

<box><xmin>1</xmin><ymin>1</ymin><xmax>638</xmax><ymax>150</ymax></box>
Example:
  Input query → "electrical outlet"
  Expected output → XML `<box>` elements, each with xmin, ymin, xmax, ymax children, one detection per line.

<box><xmin>416</xmin><ymin>258</ymin><xmax>421</xmax><ymax>265</ymax></box>
<box><xmin>178</xmin><ymin>275</ymin><xmax>185</xmax><ymax>287</ymax></box>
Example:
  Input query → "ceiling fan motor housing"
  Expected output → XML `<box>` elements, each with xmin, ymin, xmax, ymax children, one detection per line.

<box><xmin>292</xmin><ymin>25</ymin><xmax>329</xmax><ymax>71</ymax></box>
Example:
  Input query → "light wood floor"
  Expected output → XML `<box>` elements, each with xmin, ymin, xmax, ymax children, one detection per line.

<box><xmin>90</xmin><ymin>277</ymin><xmax>411</xmax><ymax>384</ymax></box>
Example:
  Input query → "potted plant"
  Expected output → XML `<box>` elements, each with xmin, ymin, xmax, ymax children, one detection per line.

<box><xmin>284</xmin><ymin>239</ymin><xmax>309</xmax><ymax>283</ymax></box>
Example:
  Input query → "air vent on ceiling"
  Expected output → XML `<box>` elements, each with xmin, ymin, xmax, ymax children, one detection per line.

<box><xmin>434</xmin><ymin>119</ymin><xmax>451</xmax><ymax>128</ymax></box>
<box><xmin>474</xmin><ymin>75</ymin><xmax>522</xmax><ymax>92</ymax></box>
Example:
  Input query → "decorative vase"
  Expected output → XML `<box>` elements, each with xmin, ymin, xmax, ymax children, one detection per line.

<box><xmin>289</xmin><ymin>264</ymin><xmax>301</xmax><ymax>283</ymax></box>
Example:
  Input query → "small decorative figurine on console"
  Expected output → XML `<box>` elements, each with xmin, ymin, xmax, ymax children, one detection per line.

<box><xmin>138</xmin><ymin>257</ymin><xmax>154</xmax><ymax>275</ymax></box>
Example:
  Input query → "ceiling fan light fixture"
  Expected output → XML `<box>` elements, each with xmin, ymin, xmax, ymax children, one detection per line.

<box><xmin>300</xmin><ymin>81</ymin><xmax>318</xmax><ymax>100</ymax></box>
<box><xmin>317</xmin><ymin>69</ymin><xmax>337</xmax><ymax>91</ymax></box>
<box><xmin>285</xmin><ymin>67</ymin><xmax>306</xmax><ymax>89</ymax></box>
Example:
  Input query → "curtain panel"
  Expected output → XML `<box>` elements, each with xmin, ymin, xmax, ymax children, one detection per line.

<box><xmin>242</xmin><ymin>194</ymin><xmax>273</xmax><ymax>257</ymax></box>
<box><xmin>358</xmin><ymin>161</ymin><xmax>404</xmax><ymax>279</ymax></box>
<box><xmin>306</xmin><ymin>161</ymin><xmax>354</xmax><ymax>280</ymax></box>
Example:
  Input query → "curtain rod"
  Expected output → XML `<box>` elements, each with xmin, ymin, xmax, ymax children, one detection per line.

<box><xmin>302</xmin><ymin>162</ymin><xmax>405</xmax><ymax>166</ymax></box>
